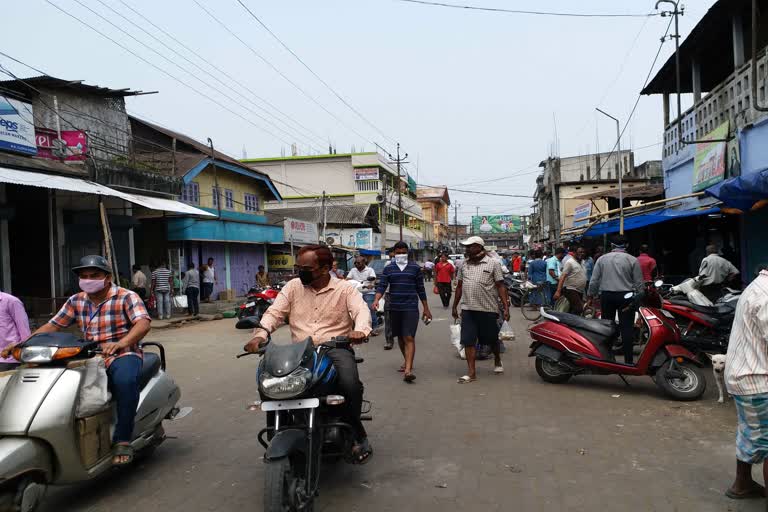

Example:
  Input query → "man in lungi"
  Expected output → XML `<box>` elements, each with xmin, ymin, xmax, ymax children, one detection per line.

<box><xmin>725</xmin><ymin>267</ymin><xmax>768</xmax><ymax>500</ymax></box>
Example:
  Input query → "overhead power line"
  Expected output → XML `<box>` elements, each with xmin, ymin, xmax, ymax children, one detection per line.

<box><xmin>390</xmin><ymin>0</ymin><xmax>659</xmax><ymax>18</ymax></box>
<box><xmin>235</xmin><ymin>0</ymin><xmax>397</xmax><ymax>147</ymax></box>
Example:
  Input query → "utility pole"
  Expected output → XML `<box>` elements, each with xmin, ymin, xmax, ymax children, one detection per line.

<box><xmin>453</xmin><ymin>202</ymin><xmax>460</xmax><ymax>250</ymax></box>
<box><xmin>321</xmin><ymin>191</ymin><xmax>327</xmax><ymax>242</ymax></box>
<box><xmin>596</xmin><ymin>108</ymin><xmax>624</xmax><ymax>235</ymax></box>
<box><xmin>208</xmin><ymin>138</ymin><xmax>221</xmax><ymax>219</ymax></box>
<box><xmin>475</xmin><ymin>207</ymin><xmax>479</xmax><ymax>235</ymax></box>
<box><xmin>656</xmin><ymin>1</ymin><xmax>684</xmax><ymax>144</ymax></box>
<box><xmin>387</xmin><ymin>143</ymin><xmax>408</xmax><ymax>242</ymax></box>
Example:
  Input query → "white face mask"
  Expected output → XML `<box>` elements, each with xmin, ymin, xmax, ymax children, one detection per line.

<box><xmin>395</xmin><ymin>254</ymin><xmax>408</xmax><ymax>269</ymax></box>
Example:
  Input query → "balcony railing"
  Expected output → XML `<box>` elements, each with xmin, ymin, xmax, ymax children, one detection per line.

<box><xmin>664</xmin><ymin>48</ymin><xmax>768</xmax><ymax>167</ymax></box>
<box><xmin>355</xmin><ymin>180</ymin><xmax>381</xmax><ymax>193</ymax></box>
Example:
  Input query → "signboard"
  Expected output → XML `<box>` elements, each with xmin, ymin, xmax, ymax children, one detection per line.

<box><xmin>354</xmin><ymin>167</ymin><xmax>379</xmax><ymax>181</ymax></box>
<box><xmin>35</xmin><ymin>128</ymin><xmax>87</xmax><ymax>161</ymax></box>
<box><xmin>471</xmin><ymin>215</ymin><xmax>521</xmax><ymax>234</ymax></box>
<box><xmin>572</xmin><ymin>202</ymin><xmax>592</xmax><ymax>228</ymax></box>
<box><xmin>0</xmin><ymin>98</ymin><xmax>36</xmax><ymax>155</ymax></box>
<box><xmin>283</xmin><ymin>217</ymin><xmax>318</xmax><ymax>244</ymax></box>
<box><xmin>268</xmin><ymin>253</ymin><xmax>295</xmax><ymax>270</ymax></box>
<box><xmin>341</xmin><ymin>228</ymin><xmax>373</xmax><ymax>249</ymax></box>
<box><xmin>692</xmin><ymin>121</ymin><xmax>729</xmax><ymax>192</ymax></box>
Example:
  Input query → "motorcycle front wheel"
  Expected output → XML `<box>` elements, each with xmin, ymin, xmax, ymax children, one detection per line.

<box><xmin>655</xmin><ymin>360</ymin><xmax>706</xmax><ymax>401</ymax></box>
<box><xmin>264</xmin><ymin>458</ymin><xmax>313</xmax><ymax>512</ymax></box>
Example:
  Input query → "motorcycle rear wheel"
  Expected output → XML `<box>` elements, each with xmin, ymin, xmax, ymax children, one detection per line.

<box><xmin>535</xmin><ymin>357</ymin><xmax>573</xmax><ymax>384</ymax></box>
<box><xmin>655</xmin><ymin>360</ymin><xmax>706</xmax><ymax>401</ymax></box>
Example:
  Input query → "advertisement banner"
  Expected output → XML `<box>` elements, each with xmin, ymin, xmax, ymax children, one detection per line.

<box><xmin>471</xmin><ymin>215</ymin><xmax>521</xmax><ymax>234</ymax></box>
<box><xmin>268</xmin><ymin>253</ymin><xmax>295</xmax><ymax>270</ymax></box>
<box><xmin>572</xmin><ymin>202</ymin><xmax>592</xmax><ymax>228</ymax></box>
<box><xmin>0</xmin><ymin>98</ymin><xmax>36</xmax><ymax>155</ymax></box>
<box><xmin>354</xmin><ymin>167</ymin><xmax>379</xmax><ymax>181</ymax></box>
<box><xmin>283</xmin><ymin>217</ymin><xmax>318</xmax><ymax>244</ymax></box>
<box><xmin>35</xmin><ymin>128</ymin><xmax>87</xmax><ymax>161</ymax></box>
<box><xmin>407</xmin><ymin>174</ymin><xmax>417</xmax><ymax>194</ymax></box>
<box><xmin>693</xmin><ymin>121</ymin><xmax>729</xmax><ymax>192</ymax></box>
<box><xmin>340</xmin><ymin>228</ymin><xmax>373</xmax><ymax>249</ymax></box>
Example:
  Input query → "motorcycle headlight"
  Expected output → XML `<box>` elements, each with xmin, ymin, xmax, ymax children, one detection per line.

<box><xmin>259</xmin><ymin>367</ymin><xmax>312</xmax><ymax>399</ymax></box>
<box><xmin>16</xmin><ymin>346</ymin><xmax>58</xmax><ymax>363</ymax></box>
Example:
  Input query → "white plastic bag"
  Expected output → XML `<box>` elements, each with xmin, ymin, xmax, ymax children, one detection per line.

<box><xmin>76</xmin><ymin>357</ymin><xmax>112</xmax><ymax>418</ymax></box>
<box><xmin>450</xmin><ymin>322</ymin><xmax>466</xmax><ymax>359</ymax></box>
<box><xmin>377</xmin><ymin>297</ymin><xmax>386</xmax><ymax>313</ymax></box>
<box><xmin>499</xmin><ymin>320</ymin><xmax>516</xmax><ymax>341</ymax></box>
<box><xmin>173</xmin><ymin>294</ymin><xmax>188</xmax><ymax>309</ymax></box>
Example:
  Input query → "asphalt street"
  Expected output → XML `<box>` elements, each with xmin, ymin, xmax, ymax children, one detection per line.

<box><xmin>40</xmin><ymin>293</ymin><xmax>761</xmax><ymax>512</ymax></box>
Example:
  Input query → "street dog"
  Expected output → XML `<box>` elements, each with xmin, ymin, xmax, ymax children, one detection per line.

<box><xmin>709</xmin><ymin>354</ymin><xmax>728</xmax><ymax>403</ymax></box>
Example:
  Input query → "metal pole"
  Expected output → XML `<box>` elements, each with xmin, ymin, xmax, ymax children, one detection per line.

<box><xmin>208</xmin><ymin>138</ymin><xmax>221</xmax><ymax>219</ymax></box>
<box><xmin>396</xmin><ymin>143</ymin><xmax>403</xmax><ymax>241</ymax></box>
<box><xmin>596</xmin><ymin>108</ymin><xmax>624</xmax><ymax>235</ymax></box>
<box><xmin>321</xmin><ymin>191</ymin><xmax>327</xmax><ymax>241</ymax></box>
<box><xmin>656</xmin><ymin>1</ymin><xmax>683</xmax><ymax>142</ymax></box>
<box><xmin>454</xmin><ymin>202</ymin><xmax>459</xmax><ymax>249</ymax></box>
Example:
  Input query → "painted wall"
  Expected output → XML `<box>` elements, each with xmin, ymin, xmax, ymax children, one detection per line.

<box><xmin>166</xmin><ymin>217</ymin><xmax>283</xmax><ymax>244</ymax></box>
<box><xmin>192</xmin><ymin>168</ymin><xmax>265</xmax><ymax>214</ymax></box>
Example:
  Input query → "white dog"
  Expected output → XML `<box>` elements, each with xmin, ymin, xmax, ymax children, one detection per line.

<box><xmin>709</xmin><ymin>354</ymin><xmax>728</xmax><ymax>403</ymax></box>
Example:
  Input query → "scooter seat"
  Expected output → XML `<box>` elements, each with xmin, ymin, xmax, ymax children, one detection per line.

<box><xmin>546</xmin><ymin>311</ymin><xmax>618</xmax><ymax>338</ymax></box>
<box><xmin>667</xmin><ymin>298</ymin><xmax>733</xmax><ymax>316</ymax></box>
<box><xmin>139</xmin><ymin>352</ymin><xmax>162</xmax><ymax>390</ymax></box>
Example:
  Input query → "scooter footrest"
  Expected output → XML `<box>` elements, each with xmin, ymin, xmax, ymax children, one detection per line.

<box><xmin>355</xmin><ymin>358</ymin><xmax>364</xmax><ymax>364</ymax></box>
<box><xmin>360</xmin><ymin>415</ymin><xmax>372</xmax><ymax>421</ymax></box>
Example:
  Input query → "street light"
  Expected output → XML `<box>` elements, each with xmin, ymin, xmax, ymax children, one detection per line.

<box><xmin>595</xmin><ymin>108</ymin><xmax>624</xmax><ymax>235</ymax></box>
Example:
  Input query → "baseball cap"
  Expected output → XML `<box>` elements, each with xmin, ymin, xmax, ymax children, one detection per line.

<box><xmin>460</xmin><ymin>236</ymin><xmax>485</xmax><ymax>247</ymax></box>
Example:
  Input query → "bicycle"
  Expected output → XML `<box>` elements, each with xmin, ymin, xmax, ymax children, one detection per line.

<box><xmin>520</xmin><ymin>282</ymin><xmax>552</xmax><ymax>321</ymax></box>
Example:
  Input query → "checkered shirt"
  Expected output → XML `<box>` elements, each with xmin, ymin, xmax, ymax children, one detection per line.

<box><xmin>457</xmin><ymin>255</ymin><xmax>504</xmax><ymax>313</ymax></box>
<box><xmin>50</xmin><ymin>285</ymin><xmax>150</xmax><ymax>366</ymax></box>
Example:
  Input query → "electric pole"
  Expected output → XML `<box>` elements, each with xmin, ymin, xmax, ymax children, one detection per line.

<box><xmin>453</xmin><ymin>202</ymin><xmax>460</xmax><ymax>250</ymax></box>
<box><xmin>656</xmin><ymin>1</ymin><xmax>684</xmax><ymax>144</ymax></box>
<box><xmin>475</xmin><ymin>206</ymin><xmax>479</xmax><ymax>235</ymax></box>
<box><xmin>387</xmin><ymin>143</ymin><xmax>408</xmax><ymax>242</ymax></box>
<box><xmin>208</xmin><ymin>138</ymin><xmax>221</xmax><ymax>219</ymax></box>
<box><xmin>321</xmin><ymin>191</ymin><xmax>327</xmax><ymax>242</ymax></box>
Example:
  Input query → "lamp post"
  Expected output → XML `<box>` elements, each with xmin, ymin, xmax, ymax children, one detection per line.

<box><xmin>595</xmin><ymin>108</ymin><xmax>624</xmax><ymax>235</ymax></box>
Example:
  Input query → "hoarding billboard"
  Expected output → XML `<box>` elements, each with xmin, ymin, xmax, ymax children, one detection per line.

<box><xmin>572</xmin><ymin>202</ymin><xmax>592</xmax><ymax>228</ymax></box>
<box><xmin>0</xmin><ymin>98</ymin><xmax>36</xmax><ymax>155</ymax></box>
<box><xmin>693</xmin><ymin>121</ymin><xmax>729</xmax><ymax>192</ymax></box>
<box><xmin>471</xmin><ymin>215</ymin><xmax>521</xmax><ymax>234</ymax></box>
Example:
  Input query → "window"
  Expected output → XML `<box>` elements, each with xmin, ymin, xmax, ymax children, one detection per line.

<box><xmin>225</xmin><ymin>189</ymin><xmax>234</xmax><ymax>210</ymax></box>
<box><xmin>181</xmin><ymin>182</ymin><xmax>199</xmax><ymax>204</ymax></box>
<box><xmin>244</xmin><ymin>193</ymin><xmax>259</xmax><ymax>212</ymax></box>
<box><xmin>212</xmin><ymin>186</ymin><xmax>220</xmax><ymax>208</ymax></box>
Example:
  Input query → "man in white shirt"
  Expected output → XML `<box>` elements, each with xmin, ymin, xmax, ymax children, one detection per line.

<box><xmin>347</xmin><ymin>256</ymin><xmax>376</xmax><ymax>284</ymax></box>
<box><xmin>724</xmin><ymin>268</ymin><xmax>768</xmax><ymax>500</ymax></box>
<box><xmin>202</xmin><ymin>257</ymin><xmax>216</xmax><ymax>302</ymax></box>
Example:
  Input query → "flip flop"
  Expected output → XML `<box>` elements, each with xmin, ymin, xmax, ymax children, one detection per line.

<box><xmin>457</xmin><ymin>375</ymin><xmax>476</xmax><ymax>384</ymax></box>
<box><xmin>398</xmin><ymin>365</ymin><xmax>406</xmax><ymax>373</ymax></box>
<box><xmin>404</xmin><ymin>372</ymin><xmax>416</xmax><ymax>383</ymax></box>
<box><xmin>725</xmin><ymin>484</ymin><xmax>766</xmax><ymax>499</ymax></box>
<box><xmin>112</xmin><ymin>443</ymin><xmax>134</xmax><ymax>466</ymax></box>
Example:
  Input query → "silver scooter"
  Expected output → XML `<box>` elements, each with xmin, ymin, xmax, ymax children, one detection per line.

<box><xmin>0</xmin><ymin>332</ymin><xmax>188</xmax><ymax>512</ymax></box>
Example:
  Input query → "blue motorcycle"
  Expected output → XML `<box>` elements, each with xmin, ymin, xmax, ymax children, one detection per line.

<box><xmin>236</xmin><ymin>317</ymin><xmax>370</xmax><ymax>512</ymax></box>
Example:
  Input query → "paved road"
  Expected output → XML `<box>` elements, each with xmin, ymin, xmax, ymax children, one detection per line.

<box><xmin>41</xmin><ymin>294</ymin><xmax>760</xmax><ymax>512</ymax></box>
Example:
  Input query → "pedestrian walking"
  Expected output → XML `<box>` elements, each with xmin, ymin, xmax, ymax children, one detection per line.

<box><xmin>423</xmin><ymin>259</ymin><xmax>435</xmax><ymax>281</ymax></box>
<box><xmin>724</xmin><ymin>267</ymin><xmax>768</xmax><ymax>500</ymax></box>
<box><xmin>383</xmin><ymin>249</ymin><xmax>396</xmax><ymax>350</ymax></box>
<box><xmin>546</xmin><ymin>248</ymin><xmax>565</xmax><ymax>303</ymax></box>
<box><xmin>511</xmin><ymin>252</ymin><xmax>522</xmax><ymax>273</ymax></box>
<box><xmin>202</xmin><ymin>258</ymin><xmax>216</xmax><ymax>302</ymax></box>
<box><xmin>527</xmin><ymin>249</ymin><xmax>548</xmax><ymax>306</ymax></box>
<box><xmin>637</xmin><ymin>244</ymin><xmax>658</xmax><ymax>282</ymax></box>
<box><xmin>182</xmin><ymin>262</ymin><xmax>201</xmax><ymax>316</ymax></box>
<box><xmin>699</xmin><ymin>244</ymin><xmax>740</xmax><ymax>302</ymax></box>
<box><xmin>131</xmin><ymin>264</ymin><xmax>147</xmax><ymax>301</ymax></box>
<box><xmin>0</xmin><ymin>291</ymin><xmax>31</xmax><ymax>371</ymax></box>
<box><xmin>151</xmin><ymin>261</ymin><xmax>173</xmax><ymax>320</ymax></box>
<box><xmin>452</xmin><ymin>236</ymin><xmax>509</xmax><ymax>383</ymax></box>
<box><xmin>587</xmin><ymin>235</ymin><xmax>643</xmax><ymax>364</ymax></box>
<box><xmin>373</xmin><ymin>241</ymin><xmax>432</xmax><ymax>383</ymax></box>
<box><xmin>553</xmin><ymin>246</ymin><xmax>588</xmax><ymax>315</ymax></box>
<box><xmin>434</xmin><ymin>253</ymin><xmax>455</xmax><ymax>308</ymax></box>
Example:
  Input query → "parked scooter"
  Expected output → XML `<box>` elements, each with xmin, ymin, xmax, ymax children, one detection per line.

<box><xmin>0</xmin><ymin>332</ymin><xmax>187</xmax><ymax>511</ymax></box>
<box><xmin>238</xmin><ymin>286</ymin><xmax>279</xmax><ymax>320</ymax></box>
<box><xmin>528</xmin><ymin>292</ymin><xmax>706</xmax><ymax>400</ymax></box>
<box><xmin>235</xmin><ymin>317</ymin><xmax>371</xmax><ymax>512</ymax></box>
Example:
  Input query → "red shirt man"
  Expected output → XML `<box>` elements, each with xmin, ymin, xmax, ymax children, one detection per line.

<box><xmin>512</xmin><ymin>254</ymin><xmax>522</xmax><ymax>272</ymax></box>
<box><xmin>435</xmin><ymin>258</ymin><xmax>455</xmax><ymax>283</ymax></box>
<box><xmin>637</xmin><ymin>244</ymin><xmax>657</xmax><ymax>282</ymax></box>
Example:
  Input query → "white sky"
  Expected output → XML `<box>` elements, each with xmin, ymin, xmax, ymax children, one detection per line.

<box><xmin>4</xmin><ymin>0</ymin><xmax>712</xmax><ymax>222</ymax></box>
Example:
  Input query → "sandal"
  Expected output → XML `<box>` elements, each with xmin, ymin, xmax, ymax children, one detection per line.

<box><xmin>112</xmin><ymin>443</ymin><xmax>134</xmax><ymax>466</ymax></box>
<box><xmin>457</xmin><ymin>375</ymin><xmax>476</xmax><ymax>384</ymax></box>
<box><xmin>352</xmin><ymin>438</ymin><xmax>373</xmax><ymax>465</ymax></box>
<box><xmin>404</xmin><ymin>372</ymin><xmax>416</xmax><ymax>383</ymax></box>
<box><xmin>725</xmin><ymin>483</ymin><xmax>766</xmax><ymax>499</ymax></box>
<box><xmin>398</xmin><ymin>365</ymin><xmax>405</xmax><ymax>373</ymax></box>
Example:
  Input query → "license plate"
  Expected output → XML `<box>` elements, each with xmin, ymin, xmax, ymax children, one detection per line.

<box><xmin>661</xmin><ymin>309</ymin><xmax>675</xmax><ymax>319</ymax></box>
<box><xmin>245</xmin><ymin>302</ymin><xmax>256</xmax><ymax>308</ymax></box>
<box><xmin>261</xmin><ymin>398</ymin><xmax>320</xmax><ymax>411</ymax></box>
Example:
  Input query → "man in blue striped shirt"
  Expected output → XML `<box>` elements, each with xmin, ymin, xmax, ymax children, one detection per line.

<box><xmin>374</xmin><ymin>241</ymin><xmax>432</xmax><ymax>383</ymax></box>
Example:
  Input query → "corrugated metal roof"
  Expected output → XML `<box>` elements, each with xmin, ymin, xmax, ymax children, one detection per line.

<box><xmin>265</xmin><ymin>204</ymin><xmax>371</xmax><ymax>225</ymax></box>
<box><xmin>0</xmin><ymin>76</ymin><xmax>153</xmax><ymax>98</ymax></box>
<box><xmin>0</xmin><ymin>166</ymin><xmax>214</xmax><ymax>217</ymax></box>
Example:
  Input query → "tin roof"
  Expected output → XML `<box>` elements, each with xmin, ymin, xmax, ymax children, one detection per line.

<box><xmin>0</xmin><ymin>76</ymin><xmax>155</xmax><ymax>99</ymax></box>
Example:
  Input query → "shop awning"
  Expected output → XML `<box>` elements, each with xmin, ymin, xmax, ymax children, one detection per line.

<box><xmin>583</xmin><ymin>207</ymin><xmax>721</xmax><ymax>237</ymax></box>
<box><xmin>705</xmin><ymin>170</ymin><xmax>768</xmax><ymax>212</ymax></box>
<box><xmin>0</xmin><ymin>166</ymin><xmax>215</xmax><ymax>217</ymax></box>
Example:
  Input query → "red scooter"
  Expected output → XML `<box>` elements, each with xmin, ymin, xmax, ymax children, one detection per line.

<box><xmin>237</xmin><ymin>286</ymin><xmax>279</xmax><ymax>320</ymax></box>
<box><xmin>528</xmin><ymin>293</ymin><xmax>706</xmax><ymax>400</ymax></box>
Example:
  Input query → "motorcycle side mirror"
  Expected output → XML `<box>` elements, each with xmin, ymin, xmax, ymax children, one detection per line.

<box><xmin>654</xmin><ymin>279</ymin><xmax>664</xmax><ymax>288</ymax></box>
<box><xmin>367</xmin><ymin>276</ymin><xmax>376</xmax><ymax>282</ymax></box>
<box><xmin>624</xmin><ymin>292</ymin><xmax>635</xmax><ymax>300</ymax></box>
<box><xmin>235</xmin><ymin>316</ymin><xmax>263</xmax><ymax>330</ymax></box>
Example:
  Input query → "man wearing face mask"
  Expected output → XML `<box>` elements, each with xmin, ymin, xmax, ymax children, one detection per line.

<box><xmin>4</xmin><ymin>255</ymin><xmax>151</xmax><ymax>466</ymax></box>
<box><xmin>244</xmin><ymin>245</ymin><xmax>374</xmax><ymax>464</ymax></box>
<box><xmin>373</xmin><ymin>241</ymin><xmax>432</xmax><ymax>383</ymax></box>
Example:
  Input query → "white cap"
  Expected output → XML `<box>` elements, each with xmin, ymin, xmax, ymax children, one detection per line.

<box><xmin>460</xmin><ymin>236</ymin><xmax>485</xmax><ymax>247</ymax></box>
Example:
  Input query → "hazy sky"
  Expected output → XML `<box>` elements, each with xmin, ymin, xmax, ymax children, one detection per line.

<box><xmin>4</xmin><ymin>0</ymin><xmax>712</xmax><ymax>222</ymax></box>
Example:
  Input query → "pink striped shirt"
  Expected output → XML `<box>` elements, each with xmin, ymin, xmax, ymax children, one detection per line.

<box><xmin>0</xmin><ymin>292</ymin><xmax>31</xmax><ymax>364</ymax></box>
<box><xmin>725</xmin><ymin>271</ymin><xmax>768</xmax><ymax>395</ymax></box>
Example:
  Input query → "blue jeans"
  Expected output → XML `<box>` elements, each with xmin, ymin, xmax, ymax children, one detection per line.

<box><xmin>107</xmin><ymin>355</ymin><xmax>142</xmax><ymax>443</ymax></box>
<box><xmin>361</xmin><ymin>292</ymin><xmax>379</xmax><ymax>328</ymax></box>
<box><xmin>155</xmin><ymin>290</ymin><xmax>171</xmax><ymax>318</ymax></box>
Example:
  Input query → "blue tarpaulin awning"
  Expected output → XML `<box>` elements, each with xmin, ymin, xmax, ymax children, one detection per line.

<box><xmin>582</xmin><ymin>207</ymin><xmax>721</xmax><ymax>237</ymax></box>
<box><xmin>705</xmin><ymin>169</ymin><xmax>768</xmax><ymax>211</ymax></box>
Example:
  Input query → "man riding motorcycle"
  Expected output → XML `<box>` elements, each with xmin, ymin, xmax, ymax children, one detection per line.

<box><xmin>244</xmin><ymin>245</ymin><xmax>373</xmax><ymax>464</ymax></box>
<box><xmin>2</xmin><ymin>255</ymin><xmax>151</xmax><ymax>466</ymax></box>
